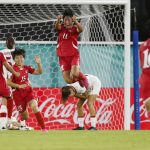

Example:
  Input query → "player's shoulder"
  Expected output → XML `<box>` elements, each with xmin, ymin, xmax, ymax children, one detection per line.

<box><xmin>140</xmin><ymin>39</ymin><xmax>150</xmax><ymax>50</ymax></box>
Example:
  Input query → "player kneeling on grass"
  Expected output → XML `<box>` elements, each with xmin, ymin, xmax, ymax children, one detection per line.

<box><xmin>7</xmin><ymin>49</ymin><xmax>46</xmax><ymax>131</ymax></box>
<box><xmin>61</xmin><ymin>74</ymin><xmax>101</xmax><ymax>130</ymax></box>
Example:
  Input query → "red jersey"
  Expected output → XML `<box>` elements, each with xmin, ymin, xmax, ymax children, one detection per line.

<box><xmin>57</xmin><ymin>24</ymin><xmax>80</xmax><ymax>57</ymax></box>
<box><xmin>11</xmin><ymin>64</ymin><xmax>35</xmax><ymax>85</ymax></box>
<box><xmin>139</xmin><ymin>38</ymin><xmax>150</xmax><ymax>84</ymax></box>
<box><xmin>0</xmin><ymin>52</ymin><xmax>6</xmax><ymax>77</ymax></box>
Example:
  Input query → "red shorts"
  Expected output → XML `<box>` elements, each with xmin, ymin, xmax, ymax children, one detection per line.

<box><xmin>0</xmin><ymin>76</ymin><xmax>11</xmax><ymax>98</ymax></box>
<box><xmin>140</xmin><ymin>84</ymin><xmax>150</xmax><ymax>100</ymax></box>
<box><xmin>59</xmin><ymin>54</ymin><xmax>80</xmax><ymax>72</ymax></box>
<box><xmin>12</xmin><ymin>87</ymin><xmax>35</xmax><ymax>113</ymax></box>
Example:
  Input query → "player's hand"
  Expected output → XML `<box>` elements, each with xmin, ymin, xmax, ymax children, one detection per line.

<box><xmin>18</xmin><ymin>84</ymin><xmax>27</xmax><ymax>89</ymax></box>
<box><xmin>14</xmin><ymin>72</ymin><xmax>20</xmax><ymax>77</ymax></box>
<box><xmin>34</xmin><ymin>55</ymin><xmax>41</xmax><ymax>64</ymax></box>
<box><xmin>57</xmin><ymin>15</ymin><xmax>62</xmax><ymax>20</ymax></box>
<box><xmin>72</xmin><ymin>16</ymin><xmax>77</xmax><ymax>23</ymax></box>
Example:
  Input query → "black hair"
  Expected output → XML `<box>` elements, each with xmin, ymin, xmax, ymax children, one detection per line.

<box><xmin>12</xmin><ymin>48</ymin><xmax>26</xmax><ymax>60</ymax></box>
<box><xmin>63</xmin><ymin>8</ymin><xmax>74</xmax><ymax>19</ymax></box>
<box><xmin>61</xmin><ymin>86</ymin><xmax>71</xmax><ymax>102</ymax></box>
<box><xmin>6</xmin><ymin>36</ymin><xmax>15</xmax><ymax>49</ymax></box>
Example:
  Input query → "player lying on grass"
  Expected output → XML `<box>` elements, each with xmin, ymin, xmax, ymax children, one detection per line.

<box><xmin>55</xmin><ymin>8</ymin><xmax>89</xmax><ymax>89</ymax></box>
<box><xmin>61</xmin><ymin>74</ymin><xmax>101</xmax><ymax>130</ymax></box>
<box><xmin>7</xmin><ymin>49</ymin><xmax>46</xmax><ymax>131</ymax></box>
<box><xmin>0</xmin><ymin>52</ymin><xmax>19</xmax><ymax>130</ymax></box>
<box><xmin>0</xmin><ymin>36</ymin><xmax>17</xmax><ymax>129</ymax></box>
<box><xmin>139</xmin><ymin>21</ymin><xmax>150</xmax><ymax>116</ymax></box>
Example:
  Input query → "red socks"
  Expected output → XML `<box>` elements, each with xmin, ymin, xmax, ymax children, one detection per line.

<box><xmin>7</xmin><ymin>99</ymin><xmax>13</xmax><ymax>119</ymax></box>
<box><xmin>35</xmin><ymin>112</ymin><xmax>45</xmax><ymax>129</ymax></box>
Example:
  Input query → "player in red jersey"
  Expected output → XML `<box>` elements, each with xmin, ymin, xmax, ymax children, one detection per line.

<box><xmin>0</xmin><ymin>52</ymin><xmax>19</xmax><ymax>130</ymax></box>
<box><xmin>139</xmin><ymin>21</ymin><xmax>150</xmax><ymax>114</ymax></box>
<box><xmin>7</xmin><ymin>49</ymin><xmax>46</xmax><ymax>131</ymax></box>
<box><xmin>1</xmin><ymin>36</ymin><xmax>15</xmax><ymax>128</ymax></box>
<box><xmin>55</xmin><ymin>8</ymin><xmax>89</xmax><ymax>89</ymax></box>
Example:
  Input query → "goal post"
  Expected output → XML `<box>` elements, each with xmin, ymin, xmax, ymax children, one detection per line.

<box><xmin>0</xmin><ymin>0</ymin><xmax>131</xmax><ymax>130</ymax></box>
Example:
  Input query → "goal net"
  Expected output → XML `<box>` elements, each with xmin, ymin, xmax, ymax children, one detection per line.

<box><xmin>0</xmin><ymin>2</ymin><xmax>130</xmax><ymax>130</ymax></box>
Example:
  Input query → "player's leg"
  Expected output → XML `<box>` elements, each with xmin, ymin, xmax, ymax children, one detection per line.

<box><xmin>73</xmin><ymin>98</ymin><xmax>86</xmax><ymax>130</ymax></box>
<box><xmin>71</xmin><ymin>55</ymin><xmax>89</xmax><ymax>89</ymax></box>
<box><xmin>145</xmin><ymin>98</ymin><xmax>150</xmax><ymax>112</ymax></box>
<box><xmin>7</xmin><ymin>98</ymin><xmax>13</xmax><ymax>121</ymax></box>
<box><xmin>28</xmin><ymin>99</ymin><xmax>45</xmax><ymax>130</ymax></box>
<box><xmin>87</xmin><ymin>95</ymin><xmax>97</xmax><ymax>130</ymax></box>
<box><xmin>0</xmin><ymin>97</ymin><xmax>8</xmax><ymax>129</ymax></box>
<box><xmin>59</xmin><ymin>56</ymin><xmax>73</xmax><ymax>83</ymax></box>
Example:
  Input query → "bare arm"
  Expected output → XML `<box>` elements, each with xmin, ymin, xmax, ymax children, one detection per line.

<box><xmin>3</xmin><ymin>61</ymin><xmax>19</xmax><ymax>77</ymax></box>
<box><xmin>54</xmin><ymin>15</ymin><xmax>62</xmax><ymax>31</ymax></box>
<box><xmin>75</xmin><ymin>91</ymin><xmax>89</xmax><ymax>99</ymax></box>
<box><xmin>72</xmin><ymin>16</ymin><xmax>83</xmax><ymax>33</ymax></box>
<box><xmin>7</xmin><ymin>79</ymin><xmax>27</xmax><ymax>89</ymax></box>
<box><xmin>32</xmin><ymin>56</ymin><xmax>43</xmax><ymax>75</ymax></box>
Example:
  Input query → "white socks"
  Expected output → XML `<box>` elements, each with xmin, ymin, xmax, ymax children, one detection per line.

<box><xmin>0</xmin><ymin>105</ymin><xmax>8</xmax><ymax>128</ymax></box>
<box><xmin>78</xmin><ymin>117</ymin><xmax>84</xmax><ymax>127</ymax></box>
<box><xmin>90</xmin><ymin>117</ymin><xmax>97</xmax><ymax>128</ymax></box>
<box><xmin>20</xmin><ymin>120</ymin><xmax>26</xmax><ymax>127</ymax></box>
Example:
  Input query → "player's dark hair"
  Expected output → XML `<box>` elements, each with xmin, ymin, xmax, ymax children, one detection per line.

<box><xmin>12</xmin><ymin>48</ymin><xmax>26</xmax><ymax>60</ymax></box>
<box><xmin>63</xmin><ymin>8</ymin><xmax>74</xmax><ymax>19</ymax></box>
<box><xmin>61</xmin><ymin>86</ymin><xmax>71</xmax><ymax>103</ymax></box>
<box><xmin>6</xmin><ymin>36</ymin><xmax>15</xmax><ymax>49</ymax></box>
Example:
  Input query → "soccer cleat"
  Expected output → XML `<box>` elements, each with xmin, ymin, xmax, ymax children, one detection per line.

<box><xmin>88</xmin><ymin>127</ymin><xmax>97</xmax><ymax>130</ymax></box>
<box><xmin>73</xmin><ymin>126</ymin><xmax>85</xmax><ymax>130</ymax></box>
<box><xmin>19</xmin><ymin>126</ymin><xmax>34</xmax><ymax>131</ymax></box>
<box><xmin>41</xmin><ymin>129</ymin><xmax>48</xmax><ymax>133</ymax></box>
<box><xmin>0</xmin><ymin>127</ymin><xmax>7</xmax><ymax>131</ymax></box>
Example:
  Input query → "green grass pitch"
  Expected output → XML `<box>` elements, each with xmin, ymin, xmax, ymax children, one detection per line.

<box><xmin>0</xmin><ymin>130</ymin><xmax>150</xmax><ymax>150</ymax></box>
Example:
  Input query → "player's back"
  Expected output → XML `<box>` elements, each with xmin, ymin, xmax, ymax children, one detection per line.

<box><xmin>139</xmin><ymin>38</ymin><xmax>150</xmax><ymax>84</ymax></box>
<box><xmin>0</xmin><ymin>52</ymin><xmax>5</xmax><ymax>77</ymax></box>
<box><xmin>57</xmin><ymin>24</ymin><xmax>79</xmax><ymax>57</ymax></box>
<box><xmin>0</xmin><ymin>49</ymin><xmax>14</xmax><ymax>79</ymax></box>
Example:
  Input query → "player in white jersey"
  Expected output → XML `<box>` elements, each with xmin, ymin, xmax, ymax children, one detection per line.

<box><xmin>61</xmin><ymin>74</ymin><xmax>101</xmax><ymax>130</ymax></box>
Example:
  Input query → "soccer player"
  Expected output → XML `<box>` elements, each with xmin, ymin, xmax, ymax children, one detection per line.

<box><xmin>55</xmin><ymin>8</ymin><xmax>89</xmax><ymax>89</ymax></box>
<box><xmin>7</xmin><ymin>49</ymin><xmax>46</xmax><ymax>131</ymax></box>
<box><xmin>139</xmin><ymin>22</ymin><xmax>150</xmax><ymax>114</ymax></box>
<box><xmin>61</xmin><ymin>74</ymin><xmax>101</xmax><ymax>130</ymax></box>
<box><xmin>0</xmin><ymin>52</ymin><xmax>19</xmax><ymax>130</ymax></box>
<box><xmin>0</xmin><ymin>36</ymin><xmax>15</xmax><ymax>127</ymax></box>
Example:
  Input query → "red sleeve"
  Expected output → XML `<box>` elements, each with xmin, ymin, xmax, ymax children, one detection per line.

<box><xmin>26</xmin><ymin>66</ymin><xmax>35</xmax><ymax>74</ymax></box>
<box><xmin>0</xmin><ymin>53</ymin><xmax>6</xmax><ymax>63</ymax></box>
<box><xmin>73</xmin><ymin>26</ymin><xmax>80</xmax><ymax>35</ymax></box>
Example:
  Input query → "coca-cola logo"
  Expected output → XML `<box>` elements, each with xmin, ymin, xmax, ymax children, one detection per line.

<box><xmin>130</xmin><ymin>98</ymin><xmax>150</xmax><ymax>124</ymax></box>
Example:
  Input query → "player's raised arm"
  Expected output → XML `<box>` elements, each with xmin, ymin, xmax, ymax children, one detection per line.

<box><xmin>72</xmin><ymin>16</ymin><xmax>83</xmax><ymax>33</ymax></box>
<box><xmin>32</xmin><ymin>55</ymin><xmax>43</xmax><ymax>75</ymax></box>
<box><xmin>3</xmin><ymin>61</ymin><xmax>19</xmax><ymax>77</ymax></box>
<box><xmin>54</xmin><ymin>15</ymin><xmax>62</xmax><ymax>31</ymax></box>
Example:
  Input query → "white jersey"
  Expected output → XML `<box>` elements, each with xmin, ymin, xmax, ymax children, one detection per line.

<box><xmin>0</xmin><ymin>48</ymin><xmax>15</xmax><ymax>79</ymax></box>
<box><xmin>68</xmin><ymin>74</ymin><xmax>101</xmax><ymax>96</ymax></box>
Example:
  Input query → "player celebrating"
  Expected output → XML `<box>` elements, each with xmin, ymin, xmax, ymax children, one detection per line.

<box><xmin>0</xmin><ymin>36</ymin><xmax>15</xmax><ymax>127</ymax></box>
<box><xmin>0</xmin><ymin>52</ymin><xmax>19</xmax><ymax>130</ymax></box>
<box><xmin>7</xmin><ymin>49</ymin><xmax>46</xmax><ymax>131</ymax></box>
<box><xmin>61</xmin><ymin>74</ymin><xmax>101</xmax><ymax>130</ymax></box>
<box><xmin>55</xmin><ymin>8</ymin><xmax>89</xmax><ymax>89</ymax></box>
<box><xmin>139</xmin><ymin>22</ymin><xmax>150</xmax><ymax>114</ymax></box>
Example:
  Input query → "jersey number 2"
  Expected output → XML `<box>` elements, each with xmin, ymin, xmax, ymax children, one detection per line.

<box><xmin>143</xmin><ymin>49</ymin><xmax>150</xmax><ymax>68</ymax></box>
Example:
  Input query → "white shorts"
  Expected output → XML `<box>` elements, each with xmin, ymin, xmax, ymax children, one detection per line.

<box><xmin>88</xmin><ymin>76</ymin><xmax>101</xmax><ymax>96</ymax></box>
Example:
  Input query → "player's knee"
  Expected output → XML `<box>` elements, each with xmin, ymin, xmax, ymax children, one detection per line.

<box><xmin>77</xmin><ymin>102</ymin><xmax>83</xmax><ymax>109</ymax></box>
<box><xmin>87</xmin><ymin>101</ymin><xmax>93</xmax><ymax>107</ymax></box>
<box><xmin>30</xmin><ymin>104</ymin><xmax>39</xmax><ymax>113</ymax></box>
<box><xmin>145</xmin><ymin>100</ymin><xmax>150</xmax><ymax>112</ymax></box>
<box><xmin>22</xmin><ymin>114</ymin><xmax>29</xmax><ymax>120</ymax></box>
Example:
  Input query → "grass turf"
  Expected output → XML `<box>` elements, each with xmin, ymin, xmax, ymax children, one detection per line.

<box><xmin>0</xmin><ymin>130</ymin><xmax>150</xmax><ymax>150</ymax></box>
